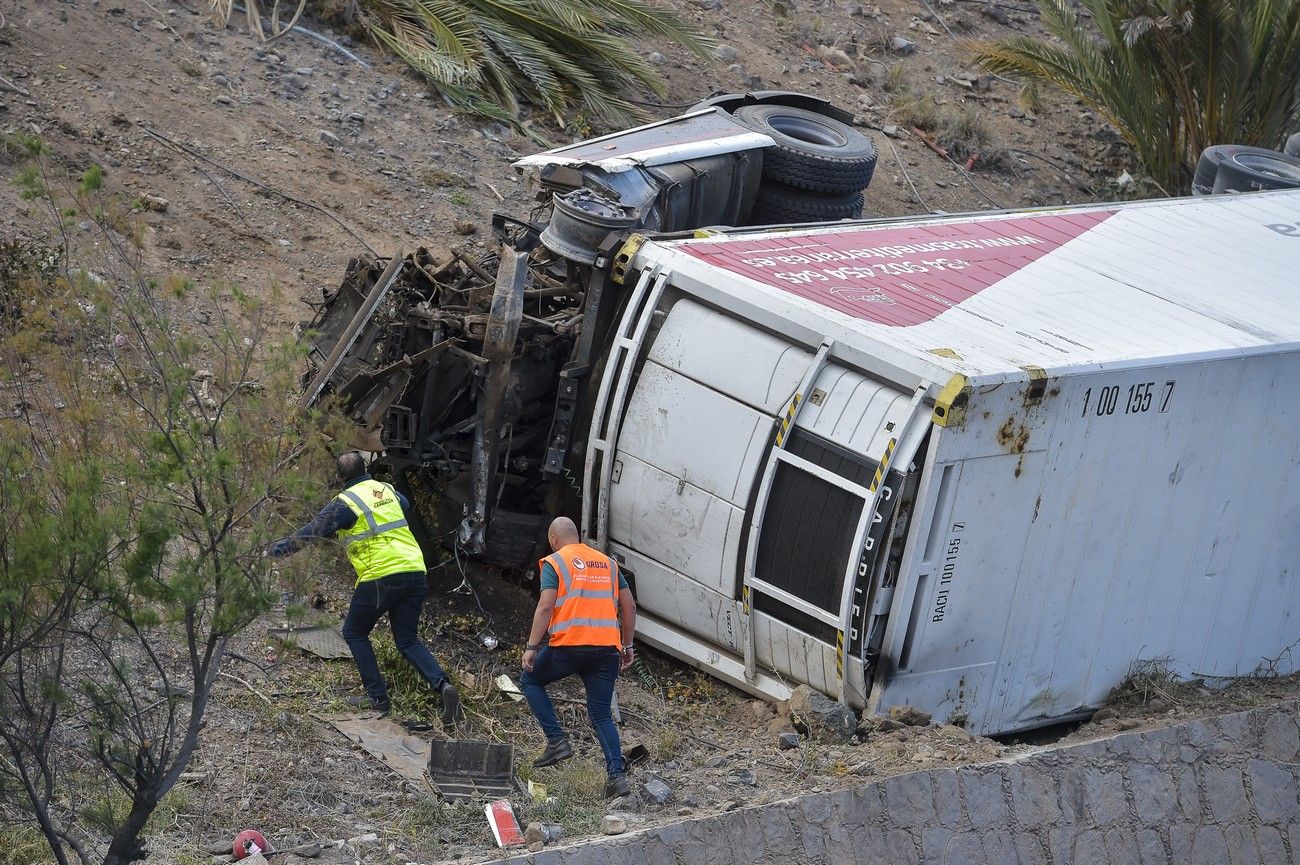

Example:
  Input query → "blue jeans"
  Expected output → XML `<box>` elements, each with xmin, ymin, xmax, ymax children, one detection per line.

<box><xmin>341</xmin><ymin>571</ymin><xmax>448</xmax><ymax>705</ymax></box>
<box><xmin>520</xmin><ymin>646</ymin><xmax>624</xmax><ymax>775</ymax></box>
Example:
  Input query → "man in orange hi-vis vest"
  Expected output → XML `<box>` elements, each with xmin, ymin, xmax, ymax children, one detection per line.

<box><xmin>521</xmin><ymin>517</ymin><xmax>637</xmax><ymax>799</ymax></box>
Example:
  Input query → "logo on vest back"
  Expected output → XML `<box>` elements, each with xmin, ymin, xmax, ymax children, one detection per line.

<box><xmin>571</xmin><ymin>558</ymin><xmax>586</xmax><ymax>570</ymax></box>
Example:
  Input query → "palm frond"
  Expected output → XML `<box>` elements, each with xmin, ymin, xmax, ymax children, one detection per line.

<box><xmin>212</xmin><ymin>0</ymin><xmax>708</xmax><ymax>129</ymax></box>
<box><xmin>568</xmin><ymin>0</ymin><xmax>716</xmax><ymax>55</ymax></box>
<box><xmin>973</xmin><ymin>0</ymin><xmax>1300</xmax><ymax>192</ymax></box>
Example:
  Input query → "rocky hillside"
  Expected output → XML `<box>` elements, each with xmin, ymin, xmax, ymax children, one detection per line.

<box><xmin>0</xmin><ymin>1</ymin><xmax>1158</xmax><ymax>862</ymax></box>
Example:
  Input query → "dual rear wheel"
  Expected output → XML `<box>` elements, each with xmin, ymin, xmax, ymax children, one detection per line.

<box><xmin>734</xmin><ymin>104</ymin><xmax>878</xmax><ymax>223</ymax></box>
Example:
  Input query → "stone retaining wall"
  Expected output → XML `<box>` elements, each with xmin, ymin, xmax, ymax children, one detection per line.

<box><xmin>482</xmin><ymin>701</ymin><xmax>1300</xmax><ymax>864</ymax></box>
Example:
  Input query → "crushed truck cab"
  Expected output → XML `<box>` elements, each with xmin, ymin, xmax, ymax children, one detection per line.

<box><xmin>302</xmin><ymin>96</ymin><xmax>1300</xmax><ymax>735</ymax></box>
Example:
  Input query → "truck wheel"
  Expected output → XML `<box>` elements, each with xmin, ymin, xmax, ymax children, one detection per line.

<box><xmin>734</xmin><ymin>104</ymin><xmax>878</xmax><ymax>194</ymax></box>
<box><xmin>1191</xmin><ymin>146</ymin><xmax>1229</xmax><ymax>196</ymax></box>
<box><xmin>1206</xmin><ymin>145</ymin><xmax>1300</xmax><ymax>194</ymax></box>
<box><xmin>750</xmin><ymin>183</ymin><xmax>864</xmax><ymax>224</ymax></box>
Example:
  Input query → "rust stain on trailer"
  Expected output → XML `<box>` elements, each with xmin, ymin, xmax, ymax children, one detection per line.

<box><xmin>997</xmin><ymin>417</ymin><xmax>1031</xmax><ymax>455</ymax></box>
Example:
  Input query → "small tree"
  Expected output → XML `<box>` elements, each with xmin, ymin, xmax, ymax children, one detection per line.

<box><xmin>971</xmin><ymin>0</ymin><xmax>1300</xmax><ymax>192</ymax></box>
<box><xmin>0</xmin><ymin>139</ymin><xmax>342</xmax><ymax>864</ymax></box>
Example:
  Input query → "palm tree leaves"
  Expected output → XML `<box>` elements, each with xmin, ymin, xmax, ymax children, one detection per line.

<box><xmin>970</xmin><ymin>0</ymin><xmax>1300</xmax><ymax>192</ymax></box>
<box><xmin>344</xmin><ymin>0</ymin><xmax>712</xmax><ymax>127</ymax></box>
<box><xmin>214</xmin><ymin>0</ymin><xmax>710</xmax><ymax>127</ymax></box>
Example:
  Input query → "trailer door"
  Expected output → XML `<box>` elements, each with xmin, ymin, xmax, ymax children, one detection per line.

<box><xmin>740</xmin><ymin>360</ymin><xmax>929</xmax><ymax>706</ymax></box>
<box><xmin>591</xmin><ymin>288</ymin><xmax>929</xmax><ymax>706</ymax></box>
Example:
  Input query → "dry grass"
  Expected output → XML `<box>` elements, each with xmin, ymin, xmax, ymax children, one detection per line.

<box><xmin>1107</xmin><ymin>656</ymin><xmax>1192</xmax><ymax>710</ymax></box>
<box><xmin>888</xmin><ymin>88</ymin><xmax>1007</xmax><ymax>168</ymax></box>
<box><xmin>0</xmin><ymin>824</ymin><xmax>56</xmax><ymax>865</ymax></box>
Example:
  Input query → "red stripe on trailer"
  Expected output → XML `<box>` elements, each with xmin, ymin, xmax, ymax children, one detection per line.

<box><xmin>680</xmin><ymin>210</ymin><xmax>1116</xmax><ymax>327</ymax></box>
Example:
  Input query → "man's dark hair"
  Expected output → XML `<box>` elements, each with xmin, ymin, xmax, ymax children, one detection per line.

<box><xmin>336</xmin><ymin>452</ymin><xmax>366</xmax><ymax>483</ymax></box>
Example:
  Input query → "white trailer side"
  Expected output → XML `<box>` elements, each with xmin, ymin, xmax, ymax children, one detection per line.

<box><xmin>589</xmin><ymin>190</ymin><xmax>1300</xmax><ymax>734</ymax></box>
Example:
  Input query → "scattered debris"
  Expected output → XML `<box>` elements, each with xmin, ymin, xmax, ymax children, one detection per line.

<box><xmin>911</xmin><ymin>126</ymin><xmax>949</xmax><ymax>159</ymax></box>
<box><xmin>600</xmin><ymin>815</ymin><xmax>627</xmax><ymax>836</ymax></box>
<box><xmin>524</xmin><ymin>821</ymin><xmax>563</xmax><ymax>847</ymax></box>
<box><xmin>850</xmin><ymin>761</ymin><xmax>877</xmax><ymax>776</ymax></box>
<box><xmin>890</xmin><ymin>36</ymin><xmax>917</xmax><ymax>54</ymax></box>
<box><xmin>496</xmin><ymin>673</ymin><xmax>524</xmax><ymax>701</ymax></box>
<box><xmin>777</xmin><ymin>732</ymin><xmax>800</xmax><ymax>750</ymax></box>
<box><xmin>318</xmin><ymin>129</ymin><xmax>341</xmax><ymax>147</ymax></box>
<box><xmin>427</xmin><ymin>738</ymin><xmax>517</xmax><ymax>801</ymax></box>
<box><xmin>140</xmin><ymin>193</ymin><xmax>170</xmax><ymax>212</ymax></box>
<box><xmin>485</xmin><ymin>800</ymin><xmax>525</xmax><ymax>847</ymax></box>
<box><xmin>623</xmin><ymin>743</ymin><xmax>651</xmax><ymax>767</ymax></box>
<box><xmin>268</xmin><ymin>625</ymin><xmax>352</xmax><ymax>660</ymax></box>
<box><xmin>321</xmin><ymin>714</ymin><xmax>432</xmax><ymax>790</ymax></box>
<box><xmin>232</xmin><ymin>830</ymin><xmax>269</xmax><ymax>860</ymax></box>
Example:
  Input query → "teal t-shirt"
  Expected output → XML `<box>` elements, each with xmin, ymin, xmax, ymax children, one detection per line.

<box><xmin>540</xmin><ymin>561</ymin><xmax>630</xmax><ymax>592</ymax></box>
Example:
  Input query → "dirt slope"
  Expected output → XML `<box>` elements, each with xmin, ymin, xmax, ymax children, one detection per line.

<box><xmin>2</xmin><ymin>0</ymin><xmax>1115</xmax><ymax>339</ymax></box>
<box><xmin>0</xmin><ymin>1</ymin><xmax>1220</xmax><ymax>863</ymax></box>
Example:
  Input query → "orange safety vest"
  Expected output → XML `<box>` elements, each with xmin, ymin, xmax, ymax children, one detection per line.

<box><xmin>541</xmin><ymin>543</ymin><xmax>622</xmax><ymax>648</ymax></box>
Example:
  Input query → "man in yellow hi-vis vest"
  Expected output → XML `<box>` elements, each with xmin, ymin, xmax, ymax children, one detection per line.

<box><xmin>521</xmin><ymin>517</ymin><xmax>636</xmax><ymax>799</ymax></box>
<box><xmin>270</xmin><ymin>452</ymin><xmax>460</xmax><ymax>728</ymax></box>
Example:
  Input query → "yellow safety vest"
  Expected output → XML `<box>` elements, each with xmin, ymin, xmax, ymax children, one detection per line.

<box><xmin>335</xmin><ymin>479</ymin><xmax>425</xmax><ymax>584</ymax></box>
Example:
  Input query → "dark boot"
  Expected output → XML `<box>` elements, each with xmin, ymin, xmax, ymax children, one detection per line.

<box><xmin>604</xmin><ymin>773</ymin><xmax>630</xmax><ymax>799</ymax></box>
<box><xmin>440</xmin><ymin>682</ymin><xmax>463</xmax><ymax>729</ymax></box>
<box><xmin>532</xmin><ymin>738</ymin><xmax>574</xmax><ymax>768</ymax></box>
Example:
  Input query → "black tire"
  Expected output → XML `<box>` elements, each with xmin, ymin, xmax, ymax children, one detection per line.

<box><xmin>734</xmin><ymin>104</ymin><xmax>878</xmax><ymax>194</ymax></box>
<box><xmin>750</xmin><ymin>183</ymin><xmax>864</xmax><ymax>224</ymax></box>
<box><xmin>1205</xmin><ymin>145</ymin><xmax>1300</xmax><ymax>194</ymax></box>
<box><xmin>1192</xmin><ymin>146</ymin><xmax>1229</xmax><ymax>195</ymax></box>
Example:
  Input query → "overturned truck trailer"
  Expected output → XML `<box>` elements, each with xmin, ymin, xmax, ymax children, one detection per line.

<box><xmin>303</xmin><ymin>95</ymin><xmax>1300</xmax><ymax>735</ymax></box>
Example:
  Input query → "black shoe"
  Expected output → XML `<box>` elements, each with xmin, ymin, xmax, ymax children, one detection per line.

<box><xmin>604</xmin><ymin>773</ymin><xmax>630</xmax><ymax>799</ymax></box>
<box><xmin>532</xmin><ymin>738</ymin><xmax>574</xmax><ymax>768</ymax></box>
<box><xmin>345</xmin><ymin>695</ymin><xmax>391</xmax><ymax>717</ymax></box>
<box><xmin>440</xmin><ymin>682</ymin><xmax>463</xmax><ymax>729</ymax></box>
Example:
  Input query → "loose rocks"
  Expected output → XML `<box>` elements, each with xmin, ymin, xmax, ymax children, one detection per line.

<box><xmin>789</xmin><ymin>685</ymin><xmax>859</xmax><ymax>742</ymax></box>
<box><xmin>888</xmin><ymin>705</ymin><xmax>933</xmax><ymax>727</ymax></box>
<box><xmin>641</xmin><ymin>777</ymin><xmax>674</xmax><ymax>805</ymax></box>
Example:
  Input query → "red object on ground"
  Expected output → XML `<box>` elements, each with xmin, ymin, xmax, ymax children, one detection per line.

<box><xmin>484</xmin><ymin>799</ymin><xmax>525</xmax><ymax>847</ymax></box>
<box><xmin>232</xmin><ymin>830</ymin><xmax>269</xmax><ymax>860</ymax></box>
